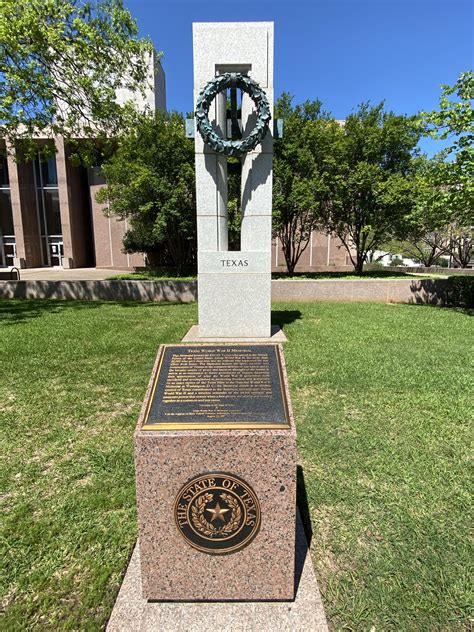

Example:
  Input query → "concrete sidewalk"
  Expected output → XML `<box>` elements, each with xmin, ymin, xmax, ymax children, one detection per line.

<box><xmin>16</xmin><ymin>267</ymin><xmax>127</xmax><ymax>281</ymax></box>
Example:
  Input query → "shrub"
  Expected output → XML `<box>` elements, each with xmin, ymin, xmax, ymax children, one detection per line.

<box><xmin>447</xmin><ymin>276</ymin><xmax>474</xmax><ymax>307</ymax></box>
<box><xmin>390</xmin><ymin>256</ymin><xmax>406</xmax><ymax>266</ymax></box>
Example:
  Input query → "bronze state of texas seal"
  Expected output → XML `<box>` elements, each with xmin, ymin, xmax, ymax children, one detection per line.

<box><xmin>174</xmin><ymin>472</ymin><xmax>261</xmax><ymax>555</ymax></box>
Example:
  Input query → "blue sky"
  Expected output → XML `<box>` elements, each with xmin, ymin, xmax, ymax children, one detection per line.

<box><xmin>126</xmin><ymin>0</ymin><xmax>473</xmax><ymax>155</ymax></box>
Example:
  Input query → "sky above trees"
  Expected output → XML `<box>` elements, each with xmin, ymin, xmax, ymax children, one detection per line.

<box><xmin>125</xmin><ymin>0</ymin><xmax>472</xmax><ymax>156</ymax></box>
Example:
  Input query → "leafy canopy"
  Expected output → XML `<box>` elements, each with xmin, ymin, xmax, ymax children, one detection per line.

<box><xmin>420</xmin><ymin>72</ymin><xmax>473</xmax><ymax>227</ymax></box>
<box><xmin>96</xmin><ymin>111</ymin><xmax>196</xmax><ymax>273</ymax></box>
<box><xmin>0</xmin><ymin>0</ymin><xmax>154</xmax><ymax>157</ymax></box>
<box><xmin>273</xmin><ymin>93</ymin><xmax>339</xmax><ymax>274</ymax></box>
<box><xmin>318</xmin><ymin>103</ymin><xmax>421</xmax><ymax>274</ymax></box>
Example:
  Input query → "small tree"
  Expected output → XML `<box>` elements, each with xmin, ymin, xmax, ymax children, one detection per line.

<box><xmin>319</xmin><ymin>103</ymin><xmax>420</xmax><ymax>274</ymax></box>
<box><xmin>397</xmin><ymin>158</ymin><xmax>452</xmax><ymax>266</ymax></box>
<box><xmin>273</xmin><ymin>94</ymin><xmax>338</xmax><ymax>274</ymax></box>
<box><xmin>0</xmin><ymin>0</ymin><xmax>153</xmax><ymax>158</ymax></box>
<box><xmin>421</xmin><ymin>72</ymin><xmax>474</xmax><ymax>267</ymax></box>
<box><xmin>96</xmin><ymin>111</ymin><xmax>196</xmax><ymax>273</ymax></box>
<box><xmin>401</xmin><ymin>231</ymin><xmax>451</xmax><ymax>267</ymax></box>
<box><xmin>449</xmin><ymin>226</ymin><xmax>473</xmax><ymax>268</ymax></box>
<box><xmin>421</xmin><ymin>71</ymin><xmax>473</xmax><ymax>225</ymax></box>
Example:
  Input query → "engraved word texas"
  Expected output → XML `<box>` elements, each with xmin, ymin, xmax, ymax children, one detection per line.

<box><xmin>220</xmin><ymin>259</ymin><xmax>249</xmax><ymax>267</ymax></box>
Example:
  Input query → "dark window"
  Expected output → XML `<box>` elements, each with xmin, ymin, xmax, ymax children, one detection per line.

<box><xmin>35</xmin><ymin>153</ymin><xmax>58</xmax><ymax>187</ymax></box>
<box><xmin>43</xmin><ymin>190</ymin><xmax>62</xmax><ymax>235</ymax></box>
<box><xmin>0</xmin><ymin>190</ymin><xmax>14</xmax><ymax>235</ymax></box>
<box><xmin>0</xmin><ymin>152</ymin><xmax>9</xmax><ymax>188</ymax></box>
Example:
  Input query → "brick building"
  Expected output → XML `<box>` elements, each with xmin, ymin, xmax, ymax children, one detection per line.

<box><xmin>0</xmin><ymin>54</ymin><xmax>351</xmax><ymax>272</ymax></box>
<box><xmin>0</xmin><ymin>52</ymin><xmax>166</xmax><ymax>270</ymax></box>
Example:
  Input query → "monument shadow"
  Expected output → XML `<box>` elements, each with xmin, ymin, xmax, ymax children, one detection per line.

<box><xmin>271</xmin><ymin>308</ymin><xmax>302</xmax><ymax>328</ymax></box>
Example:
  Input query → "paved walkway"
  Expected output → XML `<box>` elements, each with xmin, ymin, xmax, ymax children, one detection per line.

<box><xmin>16</xmin><ymin>267</ymin><xmax>126</xmax><ymax>281</ymax></box>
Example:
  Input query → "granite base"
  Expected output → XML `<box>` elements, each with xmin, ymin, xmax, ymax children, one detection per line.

<box><xmin>181</xmin><ymin>324</ymin><xmax>287</xmax><ymax>343</ymax></box>
<box><xmin>106</xmin><ymin>512</ymin><xmax>329</xmax><ymax>632</ymax></box>
<box><xmin>134</xmin><ymin>344</ymin><xmax>297</xmax><ymax>601</ymax></box>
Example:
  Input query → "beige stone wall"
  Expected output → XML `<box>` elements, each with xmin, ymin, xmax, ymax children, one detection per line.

<box><xmin>88</xmin><ymin>179</ymin><xmax>144</xmax><ymax>269</ymax></box>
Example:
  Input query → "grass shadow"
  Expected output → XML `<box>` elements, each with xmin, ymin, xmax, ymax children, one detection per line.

<box><xmin>0</xmin><ymin>298</ymin><xmax>192</xmax><ymax>326</ymax></box>
<box><xmin>0</xmin><ymin>298</ymin><xmax>103</xmax><ymax>325</ymax></box>
<box><xmin>403</xmin><ymin>302</ymin><xmax>473</xmax><ymax>317</ymax></box>
<box><xmin>272</xmin><ymin>309</ymin><xmax>302</xmax><ymax>328</ymax></box>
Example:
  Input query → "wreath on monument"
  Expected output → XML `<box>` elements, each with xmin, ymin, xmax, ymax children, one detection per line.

<box><xmin>195</xmin><ymin>73</ymin><xmax>271</xmax><ymax>157</ymax></box>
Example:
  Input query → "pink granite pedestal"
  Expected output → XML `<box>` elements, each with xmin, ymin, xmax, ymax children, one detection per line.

<box><xmin>134</xmin><ymin>345</ymin><xmax>297</xmax><ymax>601</ymax></box>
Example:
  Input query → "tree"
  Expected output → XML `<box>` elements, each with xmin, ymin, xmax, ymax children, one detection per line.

<box><xmin>421</xmin><ymin>71</ymin><xmax>473</xmax><ymax>225</ymax></box>
<box><xmin>449</xmin><ymin>228</ymin><xmax>473</xmax><ymax>268</ymax></box>
<box><xmin>319</xmin><ymin>103</ymin><xmax>420</xmax><ymax>274</ymax></box>
<box><xmin>0</xmin><ymin>0</ymin><xmax>153</xmax><ymax>157</ymax></box>
<box><xmin>396</xmin><ymin>157</ymin><xmax>451</xmax><ymax>267</ymax></box>
<box><xmin>96</xmin><ymin>111</ymin><xmax>196</xmax><ymax>273</ymax></box>
<box><xmin>273</xmin><ymin>93</ymin><xmax>339</xmax><ymax>274</ymax></box>
<box><xmin>400</xmin><ymin>232</ymin><xmax>450</xmax><ymax>267</ymax></box>
<box><xmin>421</xmin><ymin>72</ymin><xmax>474</xmax><ymax>267</ymax></box>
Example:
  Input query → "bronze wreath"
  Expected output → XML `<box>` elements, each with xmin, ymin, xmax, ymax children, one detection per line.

<box><xmin>195</xmin><ymin>73</ymin><xmax>271</xmax><ymax>157</ymax></box>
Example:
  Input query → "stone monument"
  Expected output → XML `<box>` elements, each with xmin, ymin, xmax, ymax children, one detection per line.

<box><xmin>134</xmin><ymin>22</ymin><xmax>297</xmax><ymax>602</ymax></box>
<box><xmin>193</xmin><ymin>22</ymin><xmax>274</xmax><ymax>339</ymax></box>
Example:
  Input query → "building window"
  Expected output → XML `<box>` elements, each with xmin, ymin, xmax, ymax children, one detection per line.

<box><xmin>34</xmin><ymin>154</ymin><xmax>58</xmax><ymax>188</ymax></box>
<box><xmin>0</xmin><ymin>152</ymin><xmax>16</xmax><ymax>267</ymax></box>
<box><xmin>34</xmin><ymin>151</ymin><xmax>63</xmax><ymax>266</ymax></box>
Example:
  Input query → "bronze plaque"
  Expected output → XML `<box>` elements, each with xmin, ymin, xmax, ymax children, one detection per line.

<box><xmin>142</xmin><ymin>344</ymin><xmax>290</xmax><ymax>430</ymax></box>
<box><xmin>174</xmin><ymin>472</ymin><xmax>261</xmax><ymax>555</ymax></box>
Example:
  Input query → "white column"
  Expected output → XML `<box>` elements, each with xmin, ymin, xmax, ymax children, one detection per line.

<box><xmin>193</xmin><ymin>22</ymin><xmax>274</xmax><ymax>338</ymax></box>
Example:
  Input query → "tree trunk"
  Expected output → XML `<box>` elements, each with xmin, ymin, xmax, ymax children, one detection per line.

<box><xmin>354</xmin><ymin>252</ymin><xmax>364</xmax><ymax>275</ymax></box>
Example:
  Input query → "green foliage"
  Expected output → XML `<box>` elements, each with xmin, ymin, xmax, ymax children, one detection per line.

<box><xmin>389</xmin><ymin>255</ymin><xmax>405</xmax><ymax>266</ymax></box>
<box><xmin>395</xmin><ymin>157</ymin><xmax>452</xmax><ymax>266</ymax></box>
<box><xmin>318</xmin><ymin>102</ymin><xmax>421</xmax><ymax>274</ymax></box>
<box><xmin>96</xmin><ymin>111</ymin><xmax>196</xmax><ymax>273</ymax></box>
<box><xmin>422</xmin><ymin>71</ymin><xmax>473</xmax><ymax>156</ymax></box>
<box><xmin>447</xmin><ymin>275</ymin><xmax>474</xmax><ymax>307</ymax></box>
<box><xmin>421</xmin><ymin>71</ymin><xmax>474</xmax><ymax>228</ymax></box>
<box><xmin>397</xmin><ymin>154</ymin><xmax>473</xmax><ymax>268</ymax></box>
<box><xmin>0</xmin><ymin>0</ymin><xmax>153</xmax><ymax>160</ymax></box>
<box><xmin>273</xmin><ymin>93</ymin><xmax>338</xmax><ymax>274</ymax></box>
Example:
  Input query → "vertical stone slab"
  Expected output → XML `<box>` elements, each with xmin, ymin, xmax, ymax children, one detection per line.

<box><xmin>193</xmin><ymin>22</ymin><xmax>274</xmax><ymax>338</ymax></box>
<box><xmin>7</xmin><ymin>143</ymin><xmax>43</xmax><ymax>268</ymax></box>
<box><xmin>55</xmin><ymin>136</ymin><xmax>75</xmax><ymax>268</ymax></box>
<box><xmin>6</xmin><ymin>143</ymin><xmax>27</xmax><ymax>268</ymax></box>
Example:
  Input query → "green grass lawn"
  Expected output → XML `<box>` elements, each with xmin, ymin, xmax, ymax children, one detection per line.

<box><xmin>1</xmin><ymin>300</ymin><xmax>472</xmax><ymax>630</ymax></box>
